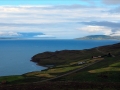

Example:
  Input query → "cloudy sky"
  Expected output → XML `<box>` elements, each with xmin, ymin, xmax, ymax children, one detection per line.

<box><xmin>0</xmin><ymin>0</ymin><xmax>120</xmax><ymax>39</ymax></box>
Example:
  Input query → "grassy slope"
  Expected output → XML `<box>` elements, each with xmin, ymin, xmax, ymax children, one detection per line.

<box><xmin>56</xmin><ymin>57</ymin><xmax>120</xmax><ymax>82</ymax></box>
<box><xmin>31</xmin><ymin>48</ymin><xmax>103</xmax><ymax>66</ymax></box>
<box><xmin>0</xmin><ymin>43</ymin><xmax>120</xmax><ymax>84</ymax></box>
<box><xmin>54</xmin><ymin>43</ymin><xmax>120</xmax><ymax>82</ymax></box>
<box><xmin>25</xmin><ymin>43</ymin><xmax>120</xmax><ymax>83</ymax></box>
<box><xmin>0</xmin><ymin>43</ymin><xmax>120</xmax><ymax>90</ymax></box>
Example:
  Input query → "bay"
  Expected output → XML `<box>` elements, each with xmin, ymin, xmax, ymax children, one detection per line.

<box><xmin>0</xmin><ymin>39</ymin><xmax>119</xmax><ymax>76</ymax></box>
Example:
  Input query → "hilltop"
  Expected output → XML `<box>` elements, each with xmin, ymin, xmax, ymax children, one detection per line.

<box><xmin>76</xmin><ymin>35</ymin><xmax>120</xmax><ymax>40</ymax></box>
<box><xmin>31</xmin><ymin>43</ymin><xmax>120</xmax><ymax>66</ymax></box>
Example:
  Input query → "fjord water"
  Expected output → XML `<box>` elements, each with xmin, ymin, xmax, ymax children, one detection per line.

<box><xmin>0</xmin><ymin>39</ymin><xmax>119</xmax><ymax>76</ymax></box>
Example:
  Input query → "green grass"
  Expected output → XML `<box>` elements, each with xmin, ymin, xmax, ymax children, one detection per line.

<box><xmin>0</xmin><ymin>75</ymin><xmax>46</xmax><ymax>84</ymax></box>
<box><xmin>56</xmin><ymin>56</ymin><xmax>120</xmax><ymax>82</ymax></box>
<box><xmin>0</xmin><ymin>75</ymin><xmax>24</xmax><ymax>83</ymax></box>
<box><xmin>25</xmin><ymin>63</ymin><xmax>82</xmax><ymax>77</ymax></box>
<box><xmin>0</xmin><ymin>43</ymin><xmax>120</xmax><ymax>84</ymax></box>
<box><xmin>0</xmin><ymin>58</ymin><xmax>105</xmax><ymax>84</ymax></box>
<box><xmin>24</xmin><ymin>58</ymin><xmax>102</xmax><ymax>82</ymax></box>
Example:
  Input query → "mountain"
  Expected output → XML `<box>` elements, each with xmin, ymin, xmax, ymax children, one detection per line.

<box><xmin>0</xmin><ymin>37</ymin><xmax>18</xmax><ymax>39</ymax></box>
<box><xmin>0</xmin><ymin>32</ymin><xmax>55</xmax><ymax>39</ymax></box>
<box><xmin>76</xmin><ymin>35</ymin><xmax>119</xmax><ymax>40</ymax></box>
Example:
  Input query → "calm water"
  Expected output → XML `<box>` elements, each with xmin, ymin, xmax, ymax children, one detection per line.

<box><xmin>0</xmin><ymin>39</ymin><xmax>119</xmax><ymax>76</ymax></box>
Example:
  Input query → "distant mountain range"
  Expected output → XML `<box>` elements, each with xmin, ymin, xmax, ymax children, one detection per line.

<box><xmin>76</xmin><ymin>35</ymin><xmax>120</xmax><ymax>40</ymax></box>
<box><xmin>0</xmin><ymin>37</ymin><xmax>17</xmax><ymax>39</ymax></box>
<box><xmin>0</xmin><ymin>32</ymin><xmax>55</xmax><ymax>39</ymax></box>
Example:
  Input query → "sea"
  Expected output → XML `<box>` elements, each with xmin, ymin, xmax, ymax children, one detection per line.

<box><xmin>0</xmin><ymin>39</ymin><xmax>119</xmax><ymax>76</ymax></box>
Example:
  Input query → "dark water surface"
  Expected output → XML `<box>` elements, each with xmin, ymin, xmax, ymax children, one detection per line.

<box><xmin>0</xmin><ymin>39</ymin><xmax>119</xmax><ymax>76</ymax></box>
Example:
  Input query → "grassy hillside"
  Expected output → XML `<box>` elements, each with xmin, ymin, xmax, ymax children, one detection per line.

<box><xmin>0</xmin><ymin>43</ymin><xmax>120</xmax><ymax>83</ymax></box>
<box><xmin>31</xmin><ymin>49</ymin><xmax>102</xmax><ymax>66</ymax></box>
<box><xmin>0</xmin><ymin>43</ymin><xmax>120</xmax><ymax>89</ymax></box>
<box><xmin>55</xmin><ymin>56</ymin><xmax>120</xmax><ymax>82</ymax></box>
<box><xmin>51</xmin><ymin>43</ymin><xmax>120</xmax><ymax>82</ymax></box>
<box><xmin>31</xmin><ymin>43</ymin><xmax>120</xmax><ymax>66</ymax></box>
<box><xmin>28</xmin><ymin>43</ymin><xmax>120</xmax><ymax>82</ymax></box>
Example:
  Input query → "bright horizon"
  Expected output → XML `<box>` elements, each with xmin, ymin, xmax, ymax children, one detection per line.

<box><xmin>0</xmin><ymin>0</ymin><xmax>120</xmax><ymax>39</ymax></box>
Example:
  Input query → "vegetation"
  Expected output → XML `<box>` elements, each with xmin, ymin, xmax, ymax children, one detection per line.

<box><xmin>0</xmin><ymin>82</ymin><xmax>120</xmax><ymax>90</ymax></box>
<box><xmin>31</xmin><ymin>49</ymin><xmax>102</xmax><ymax>66</ymax></box>
<box><xmin>56</xmin><ymin>56</ymin><xmax>120</xmax><ymax>82</ymax></box>
<box><xmin>0</xmin><ymin>43</ymin><xmax>120</xmax><ymax>89</ymax></box>
<box><xmin>76</xmin><ymin>35</ymin><xmax>119</xmax><ymax>40</ymax></box>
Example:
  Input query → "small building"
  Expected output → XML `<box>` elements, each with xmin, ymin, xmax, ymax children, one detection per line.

<box><xmin>92</xmin><ymin>56</ymin><xmax>102</xmax><ymax>59</ymax></box>
<box><xmin>77</xmin><ymin>61</ymin><xmax>85</xmax><ymax>65</ymax></box>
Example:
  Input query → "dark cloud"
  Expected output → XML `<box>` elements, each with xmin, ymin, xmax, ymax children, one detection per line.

<box><xmin>102</xmin><ymin>0</ymin><xmax>120</xmax><ymax>5</ymax></box>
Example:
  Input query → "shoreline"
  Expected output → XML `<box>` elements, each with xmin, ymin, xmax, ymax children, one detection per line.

<box><xmin>0</xmin><ymin>42</ymin><xmax>120</xmax><ymax>84</ymax></box>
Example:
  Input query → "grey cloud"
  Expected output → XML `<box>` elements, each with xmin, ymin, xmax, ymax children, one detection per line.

<box><xmin>27</xmin><ymin>4</ymin><xmax>95</xmax><ymax>10</ymax></box>
<box><xmin>0</xmin><ymin>23</ymin><xmax>45</xmax><ymax>27</ymax></box>
<box><xmin>0</xmin><ymin>22</ymin><xmax>74</xmax><ymax>29</ymax></box>
<box><xmin>109</xmin><ymin>6</ymin><xmax>120</xmax><ymax>13</ymax></box>
<box><xmin>80</xmin><ymin>21</ymin><xmax>120</xmax><ymax>32</ymax></box>
<box><xmin>102</xmin><ymin>0</ymin><xmax>120</xmax><ymax>5</ymax></box>
<box><xmin>0</xmin><ymin>23</ymin><xmax>63</xmax><ymax>27</ymax></box>
<box><xmin>51</xmin><ymin>4</ymin><xmax>95</xmax><ymax>9</ymax></box>
<box><xmin>81</xmin><ymin>21</ymin><xmax>120</xmax><ymax>28</ymax></box>
<box><xmin>81</xmin><ymin>0</ymin><xmax>95</xmax><ymax>5</ymax></box>
<box><xmin>82</xmin><ymin>0</ymin><xmax>120</xmax><ymax>5</ymax></box>
<box><xmin>10</xmin><ymin>5</ymin><xmax>91</xmax><ymax>10</ymax></box>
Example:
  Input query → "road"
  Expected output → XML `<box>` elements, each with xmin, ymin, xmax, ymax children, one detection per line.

<box><xmin>33</xmin><ymin>58</ymin><xmax>103</xmax><ymax>83</ymax></box>
<box><xmin>96</xmin><ymin>47</ymin><xmax>106</xmax><ymax>54</ymax></box>
<box><xmin>37</xmin><ymin>47</ymin><xmax>106</xmax><ymax>82</ymax></box>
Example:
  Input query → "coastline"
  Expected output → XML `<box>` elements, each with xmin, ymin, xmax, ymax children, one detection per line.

<box><xmin>0</xmin><ymin>42</ymin><xmax>120</xmax><ymax>84</ymax></box>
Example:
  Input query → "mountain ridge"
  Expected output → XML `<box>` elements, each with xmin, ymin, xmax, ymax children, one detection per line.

<box><xmin>76</xmin><ymin>35</ymin><xmax>120</xmax><ymax>40</ymax></box>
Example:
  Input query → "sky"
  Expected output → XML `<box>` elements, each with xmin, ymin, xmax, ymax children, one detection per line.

<box><xmin>0</xmin><ymin>0</ymin><xmax>120</xmax><ymax>39</ymax></box>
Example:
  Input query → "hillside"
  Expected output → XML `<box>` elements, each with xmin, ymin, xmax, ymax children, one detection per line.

<box><xmin>31</xmin><ymin>43</ymin><xmax>120</xmax><ymax>66</ymax></box>
<box><xmin>0</xmin><ymin>43</ymin><xmax>120</xmax><ymax>90</ymax></box>
<box><xmin>30</xmin><ymin>43</ymin><xmax>120</xmax><ymax>82</ymax></box>
<box><xmin>76</xmin><ymin>35</ymin><xmax>119</xmax><ymax>40</ymax></box>
<box><xmin>52</xmin><ymin>43</ymin><xmax>120</xmax><ymax>82</ymax></box>
<box><xmin>0</xmin><ymin>43</ymin><xmax>120</xmax><ymax>89</ymax></box>
<box><xmin>31</xmin><ymin>49</ymin><xmax>102</xmax><ymax>66</ymax></box>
